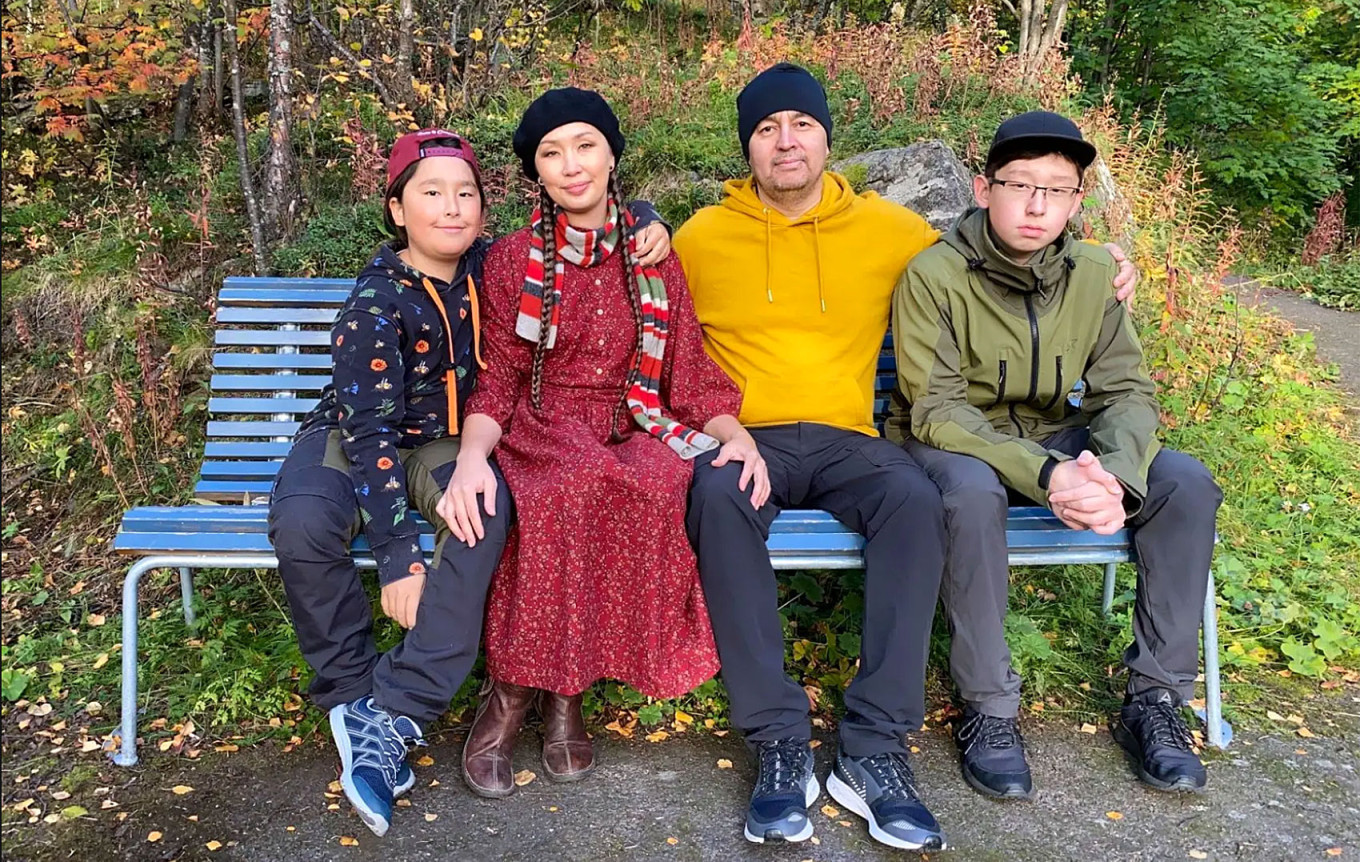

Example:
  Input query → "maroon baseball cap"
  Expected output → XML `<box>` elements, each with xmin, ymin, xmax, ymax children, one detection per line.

<box><xmin>386</xmin><ymin>128</ymin><xmax>482</xmax><ymax>195</ymax></box>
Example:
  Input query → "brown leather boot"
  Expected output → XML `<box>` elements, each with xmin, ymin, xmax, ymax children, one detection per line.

<box><xmin>461</xmin><ymin>678</ymin><xmax>535</xmax><ymax>798</ymax></box>
<box><xmin>535</xmin><ymin>690</ymin><xmax>596</xmax><ymax>782</ymax></box>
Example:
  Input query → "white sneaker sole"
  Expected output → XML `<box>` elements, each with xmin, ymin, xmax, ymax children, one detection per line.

<box><xmin>827</xmin><ymin>771</ymin><xmax>945</xmax><ymax>851</ymax></box>
<box><xmin>742</xmin><ymin>774</ymin><xmax>822</xmax><ymax>843</ymax></box>
<box><xmin>329</xmin><ymin>704</ymin><xmax>391</xmax><ymax>838</ymax></box>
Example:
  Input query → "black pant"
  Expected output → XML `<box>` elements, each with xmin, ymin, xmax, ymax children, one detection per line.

<box><xmin>686</xmin><ymin>423</ymin><xmax>946</xmax><ymax>757</ymax></box>
<box><xmin>905</xmin><ymin>426</ymin><xmax>1222</xmax><ymax>713</ymax></box>
<box><xmin>267</xmin><ymin>427</ymin><xmax>512</xmax><ymax>728</ymax></box>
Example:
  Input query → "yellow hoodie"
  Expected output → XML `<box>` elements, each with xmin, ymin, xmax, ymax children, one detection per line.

<box><xmin>674</xmin><ymin>172</ymin><xmax>939</xmax><ymax>436</ymax></box>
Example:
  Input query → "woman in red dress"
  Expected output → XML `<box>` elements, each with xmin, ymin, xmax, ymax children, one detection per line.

<box><xmin>441</xmin><ymin>88</ymin><xmax>769</xmax><ymax>798</ymax></box>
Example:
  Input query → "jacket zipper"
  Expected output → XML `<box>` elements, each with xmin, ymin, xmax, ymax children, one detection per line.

<box><xmin>1041</xmin><ymin>355</ymin><xmax>1065</xmax><ymax>411</ymax></box>
<box><xmin>1024</xmin><ymin>292</ymin><xmax>1041</xmax><ymax>402</ymax></box>
<box><xmin>991</xmin><ymin>359</ymin><xmax>1008</xmax><ymax>408</ymax></box>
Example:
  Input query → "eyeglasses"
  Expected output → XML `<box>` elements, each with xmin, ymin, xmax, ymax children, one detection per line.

<box><xmin>988</xmin><ymin>179</ymin><xmax>1083</xmax><ymax>203</ymax></box>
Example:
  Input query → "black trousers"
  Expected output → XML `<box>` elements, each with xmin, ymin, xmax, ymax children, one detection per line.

<box><xmin>686</xmin><ymin>423</ymin><xmax>946</xmax><ymax>757</ymax></box>
<box><xmin>905</xmin><ymin>426</ymin><xmax>1222</xmax><ymax>714</ymax></box>
<box><xmin>267</xmin><ymin>427</ymin><xmax>511</xmax><ymax>728</ymax></box>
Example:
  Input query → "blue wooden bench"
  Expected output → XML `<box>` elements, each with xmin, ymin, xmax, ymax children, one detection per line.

<box><xmin>110</xmin><ymin>276</ymin><xmax>1230</xmax><ymax>765</ymax></box>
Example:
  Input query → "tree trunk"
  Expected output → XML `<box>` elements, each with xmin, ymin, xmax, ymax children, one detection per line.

<box><xmin>196</xmin><ymin>6</ymin><xmax>216</xmax><ymax>124</ymax></box>
<box><xmin>394</xmin><ymin>0</ymin><xmax>418</xmax><ymax>112</ymax></box>
<box><xmin>262</xmin><ymin>0</ymin><xmax>301</xmax><ymax>245</ymax></box>
<box><xmin>1014</xmin><ymin>0</ymin><xmax>1068</xmax><ymax>83</ymax></box>
<box><xmin>223</xmin><ymin>0</ymin><xmax>269</xmax><ymax>274</ymax></box>
<box><xmin>173</xmin><ymin>81</ymin><xmax>195</xmax><ymax>141</ymax></box>
<box><xmin>213</xmin><ymin>11</ymin><xmax>225</xmax><ymax>115</ymax></box>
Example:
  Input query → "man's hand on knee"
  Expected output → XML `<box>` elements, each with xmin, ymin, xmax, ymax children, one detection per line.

<box><xmin>1047</xmin><ymin>451</ymin><xmax>1126</xmax><ymax>533</ymax></box>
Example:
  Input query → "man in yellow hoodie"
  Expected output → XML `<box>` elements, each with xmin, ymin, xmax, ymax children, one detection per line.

<box><xmin>675</xmin><ymin>64</ymin><xmax>1137</xmax><ymax>852</ymax></box>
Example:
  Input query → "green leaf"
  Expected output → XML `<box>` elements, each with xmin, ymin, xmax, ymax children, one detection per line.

<box><xmin>788</xmin><ymin>573</ymin><xmax>823</xmax><ymax>603</ymax></box>
<box><xmin>636</xmin><ymin>703</ymin><xmax>664</xmax><ymax>726</ymax></box>
<box><xmin>1280</xmin><ymin>636</ymin><xmax>1327</xmax><ymax>677</ymax></box>
<box><xmin>60</xmin><ymin>805</ymin><xmax>89</xmax><ymax>820</ymax></box>
<box><xmin>1</xmin><ymin>668</ymin><xmax>32</xmax><ymax>702</ymax></box>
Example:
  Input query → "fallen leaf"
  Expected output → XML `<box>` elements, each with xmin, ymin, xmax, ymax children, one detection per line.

<box><xmin>548</xmin><ymin>806</ymin><xmax>558</xmax><ymax>812</ymax></box>
<box><xmin>1106</xmin><ymin>811</ymin><xmax>1123</xmax><ymax>820</ymax></box>
<box><xmin>188</xmin><ymin>815</ymin><xmax>199</xmax><ymax>822</ymax></box>
<box><xmin>147</xmin><ymin>831</ymin><xmax>163</xmax><ymax>843</ymax></box>
<box><xmin>1295</xmin><ymin>749</ymin><xmax>1308</xmax><ymax>755</ymax></box>
<box><xmin>712</xmin><ymin>730</ymin><xmax>729</xmax><ymax>737</ymax></box>
<box><xmin>1188</xmin><ymin>851</ymin><xmax>1207</xmax><ymax>860</ymax></box>
<box><xmin>60</xmin><ymin>805</ymin><xmax>88</xmax><ymax>820</ymax></box>
<box><xmin>424</xmin><ymin>812</ymin><xmax>437</xmax><ymax>822</ymax></box>
<box><xmin>808</xmin><ymin>739</ymin><xmax>822</xmax><ymax>749</ymax></box>
<box><xmin>429</xmin><ymin>779</ymin><xmax>440</xmax><ymax>787</ymax></box>
<box><xmin>716</xmin><ymin>759</ymin><xmax>733</xmax><ymax>769</ymax></box>
<box><xmin>327</xmin><ymin>803</ymin><xmax>340</xmax><ymax>810</ymax></box>
<box><xmin>910</xmin><ymin>745</ymin><xmax>920</xmax><ymax>754</ymax></box>
<box><xmin>50</xmin><ymin>790</ymin><xmax>71</xmax><ymax>800</ymax></box>
<box><xmin>666</xmin><ymin>837</ymin><xmax>678</xmax><ymax>845</ymax></box>
<box><xmin>206</xmin><ymin>840</ymin><xmax>223</xmax><ymax>851</ymax></box>
<box><xmin>1285</xmin><ymin>713</ymin><xmax>1304</xmax><ymax>726</ymax></box>
<box><xmin>339</xmin><ymin>835</ymin><xmax>359</xmax><ymax>846</ymax></box>
<box><xmin>87</xmin><ymin>613</ymin><xmax>106</xmax><ymax>627</ymax></box>
<box><xmin>328</xmin><ymin>781</ymin><xmax>342</xmax><ymax>793</ymax></box>
<box><xmin>395</xmin><ymin>799</ymin><xmax>412</xmax><ymax>808</ymax></box>
<box><xmin>1297</xmin><ymin>727</ymin><xmax>1316</xmax><ymax>738</ymax></box>
<box><xmin>811</xmin><ymin>837</ymin><xmax>821</xmax><ymax>845</ymax></box>
<box><xmin>1080</xmin><ymin>723</ymin><xmax>1099</xmax><ymax>734</ymax></box>
<box><xmin>821</xmin><ymin>804</ymin><xmax>840</xmax><ymax>817</ymax></box>
<box><xmin>101</xmin><ymin>799</ymin><xmax>118</xmax><ymax>809</ymax></box>
<box><xmin>80</xmin><ymin>740</ymin><xmax>101</xmax><ymax>753</ymax></box>
<box><xmin>171</xmin><ymin>785</ymin><xmax>194</xmax><ymax>795</ymax></box>
<box><xmin>514</xmin><ymin>770</ymin><xmax>536</xmax><ymax>787</ymax></box>
<box><xmin>673</xmin><ymin>710</ymin><xmax>694</xmax><ymax>725</ymax></box>
<box><xmin>85</xmin><ymin>702</ymin><xmax>102</xmax><ymax>715</ymax></box>
<box><xmin>415</xmin><ymin>755</ymin><xmax>435</xmax><ymax>767</ymax></box>
<box><xmin>1326</xmin><ymin>850</ymin><xmax>1342</xmax><ymax>857</ymax></box>
<box><xmin>43</xmin><ymin>813</ymin><xmax>60</xmax><ymax>824</ymax></box>
<box><xmin>12</xmin><ymin>798</ymin><xmax>35</xmax><ymax>812</ymax></box>
<box><xmin>838</xmin><ymin>820</ymin><xmax>853</xmax><ymax>827</ymax></box>
<box><xmin>286</xmin><ymin>826</ymin><xmax>295</xmax><ymax>831</ymax></box>
<box><xmin>645</xmin><ymin>730</ymin><xmax>669</xmax><ymax>743</ymax></box>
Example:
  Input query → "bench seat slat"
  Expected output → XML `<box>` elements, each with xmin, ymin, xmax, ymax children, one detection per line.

<box><xmin>208</xmin><ymin>396</ymin><xmax>320</xmax><ymax>414</ymax></box>
<box><xmin>210</xmin><ymin>374</ymin><xmax>332</xmax><ymax>392</ymax></box>
<box><xmin>206</xmin><ymin>420</ymin><xmax>301</xmax><ymax>438</ymax></box>
<box><xmin>216</xmin><ymin>331</ymin><xmax>331</xmax><ymax>347</ymax></box>
<box><xmin>214</xmin><ymin>353</ymin><xmax>333</xmax><ymax>370</ymax></box>
<box><xmin>203</xmin><ymin>442</ymin><xmax>294</xmax><ymax>458</ymax></box>
<box><xmin>216</xmin><ymin>308</ymin><xmax>341</xmax><ymax>324</ymax></box>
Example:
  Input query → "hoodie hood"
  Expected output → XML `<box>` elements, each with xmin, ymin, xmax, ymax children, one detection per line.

<box><xmin>719</xmin><ymin>172</ymin><xmax>858</xmax><ymax>310</ymax></box>
<box><xmin>941</xmin><ymin>207</ymin><xmax>1076</xmax><ymax>295</ymax></box>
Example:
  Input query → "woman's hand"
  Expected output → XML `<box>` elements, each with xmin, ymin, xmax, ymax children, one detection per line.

<box><xmin>710</xmin><ymin>430</ymin><xmax>770</xmax><ymax>509</ymax></box>
<box><xmin>635</xmin><ymin>222</ymin><xmax>672</xmax><ymax>266</ymax></box>
<box><xmin>437</xmin><ymin>453</ymin><xmax>499</xmax><ymax>547</ymax></box>
<box><xmin>380</xmin><ymin>572</ymin><xmax>426</xmax><ymax>629</ymax></box>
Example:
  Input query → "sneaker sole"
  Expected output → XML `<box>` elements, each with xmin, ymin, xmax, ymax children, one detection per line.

<box><xmin>742</xmin><ymin>774</ymin><xmax>822</xmax><ymax>844</ymax></box>
<box><xmin>394</xmin><ymin>768</ymin><xmax>416</xmax><ymax>799</ymax></box>
<box><xmin>827</xmin><ymin>771</ymin><xmax>946</xmax><ymax>851</ymax></box>
<box><xmin>960</xmin><ymin>762</ymin><xmax>1036</xmax><ymax>801</ymax></box>
<box><xmin>329</xmin><ymin>704</ymin><xmax>391</xmax><ymax>837</ymax></box>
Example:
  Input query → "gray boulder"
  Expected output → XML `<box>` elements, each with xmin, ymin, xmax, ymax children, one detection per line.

<box><xmin>833</xmin><ymin>141</ymin><xmax>974</xmax><ymax>231</ymax></box>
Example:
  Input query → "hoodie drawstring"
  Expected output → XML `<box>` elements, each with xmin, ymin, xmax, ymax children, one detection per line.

<box><xmin>763</xmin><ymin>208</ymin><xmax>774</xmax><ymax>303</ymax></box>
<box><xmin>421</xmin><ymin>275</ymin><xmax>487</xmax><ymax>436</ymax></box>
<box><xmin>812</xmin><ymin>215</ymin><xmax>826</xmax><ymax>313</ymax></box>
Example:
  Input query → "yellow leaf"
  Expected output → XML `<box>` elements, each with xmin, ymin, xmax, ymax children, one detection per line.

<box><xmin>424</xmin><ymin>812</ymin><xmax>437</xmax><ymax>822</ymax></box>
<box><xmin>468</xmin><ymin>27</ymin><xmax>484</xmax><ymax>41</ymax></box>
<box><xmin>1326</xmin><ymin>849</ymin><xmax>1342</xmax><ymax>857</ymax></box>
<box><xmin>358</xmin><ymin>59</ymin><xmax>372</xmax><ymax>68</ymax></box>
<box><xmin>171</xmin><ymin>785</ymin><xmax>194</xmax><ymax>795</ymax></box>
<box><xmin>395</xmin><ymin>798</ymin><xmax>412</xmax><ymax>808</ymax></box>
<box><xmin>100</xmin><ymin>799</ymin><xmax>118</xmax><ymax>809</ymax></box>
<box><xmin>88</xmin><ymin>613</ymin><xmax>106</xmax><ymax>627</ymax></box>
<box><xmin>666</xmin><ymin>837</ymin><xmax>678</xmax><ymax>845</ymax></box>
<box><xmin>716</xmin><ymin>759</ymin><xmax>733</xmax><ymax>769</ymax></box>
<box><xmin>415</xmin><ymin>755</ymin><xmax>435</xmax><ymax>766</ymax></box>
<box><xmin>1297</xmin><ymin>727</ymin><xmax>1316</xmax><ymax>738</ymax></box>
<box><xmin>673</xmin><ymin>710</ymin><xmax>694</xmax><ymax>725</ymax></box>
<box><xmin>80</xmin><ymin>739</ymin><xmax>101</xmax><ymax>753</ymax></box>
<box><xmin>215</xmin><ymin>744</ymin><xmax>239</xmax><ymax>752</ymax></box>
<box><xmin>1285</xmin><ymin>713</ymin><xmax>1304</xmax><ymax>726</ymax></box>
<box><xmin>645</xmin><ymin>730</ymin><xmax>669</xmax><ymax>743</ymax></box>
<box><xmin>206</xmin><ymin>840</ymin><xmax>223</xmax><ymax>851</ymax></box>
<box><xmin>821</xmin><ymin>804</ymin><xmax>840</xmax><ymax>817</ymax></box>
<box><xmin>1106</xmin><ymin>811</ymin><xmax>1123</xmax><ymax>820</ymax></box>
<box><xmin>1080</xmin><ymin>723</ymin><xmax>1099</xmax><ymax>734</ymax></box>
<box><xmin>1266</xmin><ymin>710</ymin><xmax>1286</xmax><ymax>722</ymax></box>
<box><xmin>513</xmin><ymin>770</ymin><xmax>536</xmax><ymax>786</ymax></box>
<box><xmin>92</xmin><ymin>653</ymin><xmax>109</xmax><ymax>670</ymax></box>
<box><xmin>339</xmin><ymin>835</ymin><xmax>359</xmax><ymax>846</ymax></box>
<box><xmin>147</xmin><ymin>831</ymin><xmax>163</xmax><ymax>842</ymax></box>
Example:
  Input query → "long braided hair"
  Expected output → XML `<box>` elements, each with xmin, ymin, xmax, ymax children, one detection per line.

<box><xmin>529</xmin><ymin>179</ymin><xmax>559</xmax><ymax>412</ymax></box>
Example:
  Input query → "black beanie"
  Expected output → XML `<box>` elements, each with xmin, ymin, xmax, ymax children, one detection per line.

<box><xmin>512</xmin><ymin>87</ymin><xmax>626</xmax><ymax>180</ymax></box>
<box><xmin>736</xmin><ymin>63</ymin><xmax>833</xmax><ymax>162</ymax></box>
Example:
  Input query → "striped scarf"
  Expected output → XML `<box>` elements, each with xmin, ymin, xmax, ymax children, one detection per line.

<box><xmin>516</xmin><ymin>200</ymin><xmax>718</xmax><ymax>460</ymax></box>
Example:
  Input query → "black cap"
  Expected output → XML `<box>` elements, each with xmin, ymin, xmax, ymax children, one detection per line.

<box><xmin>512</xmin><ymin>87</ymin><xmax>626</xmax><ymax>181</ymax></box>
<box><xmin>986</xmin><ymin>111</ymin><xmax>1097</xmax><ymax>172</ymax></box>
<box><xmin>736</xmin><ymin>63</ymin><xmax>833</xmax><ymax>162</ymax></box>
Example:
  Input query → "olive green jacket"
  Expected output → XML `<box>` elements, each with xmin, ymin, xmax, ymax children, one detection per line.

<box><xmin>886</xmin><ymin>207</ymin><xmax>1161</xmax><ymax>508</ymax></box>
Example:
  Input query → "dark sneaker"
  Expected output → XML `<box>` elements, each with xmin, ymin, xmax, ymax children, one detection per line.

<box><xmin>954</xmin><ymin>708</ymin><xmax>1034</xmax><ymax>800</ymax></box>
<box><xmin>1111</xmin><ymin>689</ymin><xmax>1207</xmax><ymax>793</ymax></box>
<box><xmin>743</xmin><ymin>739</ymin><xmax>821</xmax><ymax>843</ymax></box>
<box><xmin>329</xmin><ymin>696</ymin><xmax>425</xmax><ymax>836</ymax></box>
<box><xmin>827</xmin><ymin>749</ymin><xmax>946</xmax><ymax>851</ymax></box>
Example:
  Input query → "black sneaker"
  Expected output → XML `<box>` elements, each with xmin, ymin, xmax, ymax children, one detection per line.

<box><xmin>827</xmin><ymin>748</ymin><xmax>946</xmax><ymax>851</ymax></box>
<box><xmin>743</xmin><ymin>739</ymin><xmax>820</xmax><ymax>843</ymax></box>
<box><xmin>954</xmin><ymin>708</ymin><xmax>1034</xmax><ymax>800</ymax></box>
<box><xmin>1111</xmin><ymin>689</ymin><xmax>1207</xmax><ymax>793</ymax></box>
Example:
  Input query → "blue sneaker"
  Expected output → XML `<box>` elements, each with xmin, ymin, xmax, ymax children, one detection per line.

<box><xmin>744</xmin><ymin>739</ymin><xmax>821</xmax><ymax>843</ymax></box>
<box><xmin>827</xmin><ymin>748</ymin><xmax>946</xmax><ymax>851</ymax></box>
<box><xmin>329</xmin><ymin>696</ymin><xmax>424</xmax><ymax>837</ymax></box>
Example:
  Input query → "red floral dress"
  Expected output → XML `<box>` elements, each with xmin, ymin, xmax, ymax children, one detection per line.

<box><xmin>467</xmin><ymin>228</ymin><xmax>741</xmax><ymax>698</ymax></box>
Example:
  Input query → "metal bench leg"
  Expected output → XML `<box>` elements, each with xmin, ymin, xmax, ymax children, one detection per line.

<box><xmin>114</xmin><ymin>557</ymin><xmax>164</xmax><ymax>767</ymax></box>
<box><xmin>179</xmin><ymin>567</ymin><xmax>196</xmax><ymax>627</ymax></box>
<box><xmin>1200</xmin><ymin>568</ymin><xmax>1231</xmax><ymax>749</ymax></box>
<box><xmin>1101</xmin><ymin>562</ymin><xmax>1117</xmax><ymax>617</ymax></box>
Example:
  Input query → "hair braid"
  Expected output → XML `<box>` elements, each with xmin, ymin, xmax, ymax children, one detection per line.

<box><xmin>609</xmin><ymin>170</ymin><xmax>646</xmax><ymax>443</ymax></box>
<box><xmin>530</xmin><ymin>182</ymin><xmax>558</xmax><ymax>412</ymax></box>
